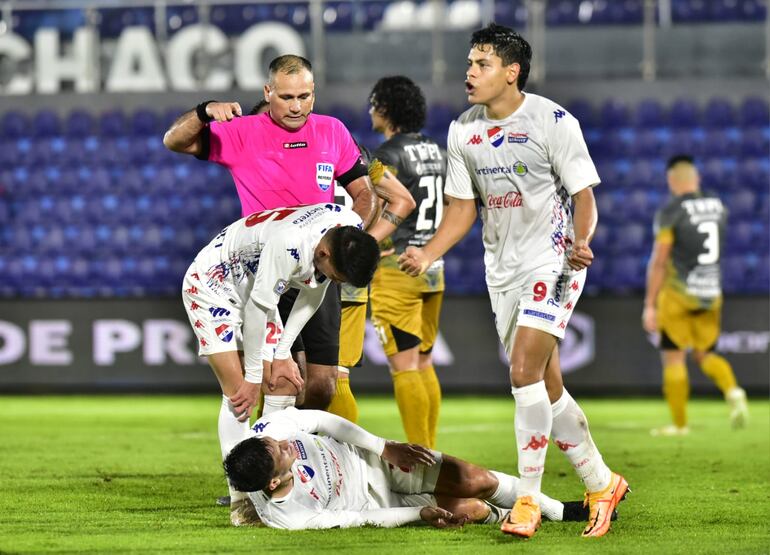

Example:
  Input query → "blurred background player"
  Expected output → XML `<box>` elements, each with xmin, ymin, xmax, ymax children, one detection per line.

<box><xmin>330</xmin><ymin>144</ymin><xmax>417</xmax><ymax>422</ymax></box>
<box><xmin>399</xmin><ymin>24</ymin><xmax>627</xmax><ymax>538</ymax></box>
<box><xmin>368</xmin><ymin>76</ymin><xmax>448</xmax><ymax>449</ymax></box>
<box><xmin>181</xmin><ymin>203</ymin><xmax>380</xmax><ymax>524</ymax></box>
<box><xmin>224</xmin><ymin>407</ymin><xmax>601</xmax><ymax>530</ymax></box>
<box><xmin>643</xmin><ymin>155</ymin><xmax>749</xmax><ymax>436</ymax></box>
<box><xmin>164</xmin><ymin>54</ymin><xmax>378</xmax><ymax>414</ymax></box>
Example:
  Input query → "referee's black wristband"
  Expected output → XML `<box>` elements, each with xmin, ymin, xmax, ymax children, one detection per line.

<box><xmin>196</xmin><ymin>100</ymin><xmax>216</xmax><ymax>124</ymax></box>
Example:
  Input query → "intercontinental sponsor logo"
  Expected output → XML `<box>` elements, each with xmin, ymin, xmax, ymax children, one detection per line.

<box><xmin>474</xmin><ymin>161</ymin><xmax>528</xmax><ymax>177</ymax></box>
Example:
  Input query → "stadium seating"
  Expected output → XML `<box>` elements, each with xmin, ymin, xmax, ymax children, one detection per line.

<box><xmin>5</xmin><ymin>0</ymin><xmax>766</xmax><ymax>39</ymax></box>
<box><xmin>0</xmin><ymin>95</ymin><xmax>767</xmax><ymax>297</ymax></box>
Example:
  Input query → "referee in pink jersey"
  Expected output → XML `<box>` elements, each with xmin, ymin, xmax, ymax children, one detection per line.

<box><xmin>164</xmin><ymin>55</ymin><xmax>378</xmax><ymax>412</ymax></box>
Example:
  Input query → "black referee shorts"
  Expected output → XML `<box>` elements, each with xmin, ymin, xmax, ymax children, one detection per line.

<box><xmin>277</xmin><ymin>283</ymin><xmax>341</xmax><ymax>366</ymax></box>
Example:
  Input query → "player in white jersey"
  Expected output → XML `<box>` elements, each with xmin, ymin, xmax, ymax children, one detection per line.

<box><xmin>223</xmin><ymin>408</ymin><xmax>607</xmax><ymax>530</ymax></box>
<box><xmin>182</xmin><ymin>203</ymin><xmax>379</xmax><ymax>523</ymax></box>
<box><xmin>399</xmin><ymin>24</ymin><xmax>627</xmax><ymax>539</ymax></box>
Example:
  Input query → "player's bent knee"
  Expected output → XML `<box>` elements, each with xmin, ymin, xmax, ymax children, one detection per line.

<box><xmin>301</xmin><ymin>376</ymin><xmax>337</xmax><ymax>409</ymax></box>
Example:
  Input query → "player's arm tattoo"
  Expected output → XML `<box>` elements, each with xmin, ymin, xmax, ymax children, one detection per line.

<box><xmin>381</xmin><ymin>210</ymin><xmax>404</xmax><ymax>227</ymax></box>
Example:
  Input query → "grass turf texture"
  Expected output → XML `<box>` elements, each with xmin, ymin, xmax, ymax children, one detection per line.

<box><xmin>0</xmin><ymin>396</ymin><xmax>767</xmax><ymax>554</ymax></box>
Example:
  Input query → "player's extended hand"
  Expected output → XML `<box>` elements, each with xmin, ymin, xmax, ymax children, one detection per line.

<box><xmin>267</xmin><ymin>356</ymin><xmax>304</xmax><ymax>393</ymax></box>
<box><xmin>419</xmin><ymin>507</ymin><xmax>468</xmax><ymax>529</ymax></box>
<box><xmin>567</xmin><ymin>239</ymin><xmax>594</xmax><ymax>271</ymax></box>
<box><xmin>381</xmin><ymin>441</ymin><xmax>436</xmax><ymax>469</ymax></box>
<box><xmin>642</xmin><ymin>305</ymin><xmax>658</xmax><ymax>333</ymax></box>
<box><xmin>206</xmin><ymin>101</ymin><xmax>243</xmax><ymax>122</ymax></box>
<box><xmin>229</xmin><ymin>381</ymin><xmax>260</xmax><ymax>422</ymax></box>
<box><xmin>398</xmin><ymin>246</ymin><xmax>431</xmax><ymax>277</ymax></box>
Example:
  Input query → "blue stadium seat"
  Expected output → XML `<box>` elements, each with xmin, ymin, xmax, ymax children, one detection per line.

<box><xmin>99</xmin><ymin>7</ymin><xmax>155</xmax><ymax>38</ymax></box>
<box><xmin>750</xmin><ymin>256</ymin><xmax>770</xmax><ymax>293</ymax></box>
<box><xmin>703</xmin><ymin>128</ymin><xmax>739</xmax><ymax>158</ymax></box>
<box><xmin>99</xmin><ymin>111</ymin><xmax>128</xmax><ymax>137</ymax></box>
<box><xmin>667</xmin><ymin>129</ymin><xmax>704</xmax><ymax>159</ymax></box>
<box><xmin>669</xmin><ymin>98</ymin><xmax>701</xmax><ymax>128</ymax></box>
<box><xmin>739</xmin><ymin>96</ymin><xmax>769</xmax><ymax>127</ymax></box>
<box><xmin>132</xmin><ymin>109</ymin><xmax>160</xmax><ymax>136</ymax></box>
<box><xmin>323</xmin><ymin>2</ymin><xmax>355</xmax><ymax>30</ymax></box>
<box><xmin>672</xmin><ymin>0</ymin><xmax>711</xmax><ymax>22</ymax></box>
<box><xmin>728</xmin><ymin>221</ymin><xmax>754</xmax><ymax>254</ymax></box>
<box><xmin>607</xmin><ymin>255</ymin><xmax>646</xmax><ymax>292</ymax></box>
<box><xmin>599</xmin><ymin>100</ymin><xmax>630</xmax><ymax>129</ymax></box>
<box><xmin>566</xmin><ymin>99</ymin><xmax>596</xmax><ymax>128</ymax></box>
<box><xmin>65</xmin><ymin>110</ymin><xmax>95</xmax><ymax>138</ymax></box>
<box><xmin>32</xmin><ymin>110</ymin><xmax>61</xmax><ymax>138</ymax></box>
<box><xmin>739</xmin><ymin>128</ymin><xmax>769</xmax><ymax>158</ymax></box>
<box><xmin>547</xmin><ymin>0</ymin><xmax>579</xmax><ymax>25</ymax></box>
<box><xmin>725</xmin><ymin>188</ymin><xmax>756</xmax><ymax>219</ymax></box>
<box><xmin>736</xmin><ymin>157</ymin><xmax>770</xmax><ymax>192</ymax></box>
<box><xmin>1</xmin><ymin>112</ymin><xmax>29</xmax><ymax>139</ymax></box>
<box><xmin>704</xmin><ymin>97</ymin><xmax>736</xmax><ymax>128</ymax></box>
<box><xmin>635</xmin><ymin>99</ymin><xmax>667</xmax><ymax>129</ymax></box>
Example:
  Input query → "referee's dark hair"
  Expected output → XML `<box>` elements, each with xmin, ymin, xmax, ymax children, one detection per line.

<box><xmin>329</xmin><ymin>226</ymin><xmax>380</xmax><ymax>288</ymax></box>
<box><xmin>268</xmin><ymin>54</ymin><xmax>313</xmax><ymax>83</ymax></box>
<box><xmin>470</xmin><ymin>23</ymin><xmax>532</xmax><ymax>90</ymax></box>
<box><xmin>369</xmin><ymin>76</ymin><xmax>427</xmax><ymax>134</ymax></box>
<box><xmin>666</xmin><ymin>154</ymin><xmax>695</xmax><ymax>170</ymax></box>
<box><xmin>223</xmin><ymin>437</ymin><xmax>275</xmax><ymax>492</ymax></box>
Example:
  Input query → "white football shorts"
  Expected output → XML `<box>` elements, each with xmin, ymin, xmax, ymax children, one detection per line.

<box><xmin>181</xmin><ymin>263</ymin><xmax>282</xmax><ymax>360</ymax></box>
<box><xmin>490</xmin><ymin>267</ymin><xmax>586</xmax><ymax>351</ymax></box>
<box><xmin>362</xmin><ymin>449</ymin><xmax>443</xmax><ymax>510</ymax></box>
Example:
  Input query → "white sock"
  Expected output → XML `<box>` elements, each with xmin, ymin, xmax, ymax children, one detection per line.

<box><xmin>218</xmin><ymin>394</ymin><xmax>250</xmax><ymax>459</ymax></box>
<box><xmin>512</xmin><ymin>380</ymin><xmax>552</xmax><ymax>498</ymax></box>
<box><xmin>550</xmin><ymin>389</ymin><xmax>612</xmax><ymax>492</ymax></box>
<box><xmin>262</xmin><ymin>395</ymin><xmax>296</xmax><ymax>415</ymax></box>
<box><xmin>488</xmin><ymin>470</ymin><xmax>519</xmax><ymax>507</ymax></box>
<box><xmin>537</xmin><ymin>492</ymin><xmax>564</xmax><ymax>521</ymax></box>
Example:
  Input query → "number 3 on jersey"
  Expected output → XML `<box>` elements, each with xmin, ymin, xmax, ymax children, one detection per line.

<box><xmin>697</xmin><ymin>221</ymin><xmax>720</xmax><ymax>265</ymax></box>
<box><xmin>416</xmin><ymin>175</ymin><xmax>444</xmax><ymax>231</ymax></box>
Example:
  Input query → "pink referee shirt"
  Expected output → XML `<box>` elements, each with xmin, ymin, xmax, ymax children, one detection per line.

<box><xmin>206</xmin><ymin>113</ymin><xmax>362</xmax><ymax>216</ymax></box>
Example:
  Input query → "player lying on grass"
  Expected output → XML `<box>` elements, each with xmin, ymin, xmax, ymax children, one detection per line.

<box><xmin>224</xmin><ymin>408</ymin><xmax>611</xmax><ymax>530</ymax></box>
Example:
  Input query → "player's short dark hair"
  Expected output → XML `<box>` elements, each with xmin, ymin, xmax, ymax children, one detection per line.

<box><xmin>470</xmin><ymin>23</ymin><xmax>532</xmax><ymax>90</ymax></box>
<box><xmin>268</xmin><ymin>55</ymin><xmax>313</xmax><ymax>82</ymax></box>
<box><xmin>223</xmin><ymin>437</ymin><xmax>275</xmax><ymax>492</ymax></box>
<box><xmin>328</xmin><ymin>225</ymin><xmax>380</xmax><ymax>288</ymax></box>
<box><xmin>368</xmin><ymin>76</ymin><xmax>427</xmax><ymax>133</ymax></box>
<box><xmin>249</xmin><ymin>100</ymin><xmax>270</xmax><ymax>115</ymax></box>
<box><xmin>666</xmin><ymin>154</ymin><xmax>695</xmax><ymax>170</ymax></box>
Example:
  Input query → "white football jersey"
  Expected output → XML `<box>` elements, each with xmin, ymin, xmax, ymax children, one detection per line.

<box><xmin>191</xmin><ymin>203</ymin><xmax>362</xmax><ymax>310</ymax></box>
<box><xmin>247</xmin><ymin>409</ymin><xmax>393</xmax><ymax>530</ymax></box>
<box><xmin>444</xmin><ymin>93</ymin><xmax>600</xmax><ymax>291</ymax></box>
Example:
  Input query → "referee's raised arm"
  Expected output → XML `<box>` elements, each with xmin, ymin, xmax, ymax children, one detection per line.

<box><xmin>163</xmin><ymin>100</ymin><xmax>242</xmax><ymax>156</ymax></box>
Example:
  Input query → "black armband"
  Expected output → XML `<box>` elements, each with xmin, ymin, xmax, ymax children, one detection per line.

<box><xmin>196</xmin><ymin>100</ymin><xmax>217</xmax><ymax>124</ymax></box>
<box><xmin>337</xmin><ymin>159</ymin><xmax>369</xmax><ymax>187</ymax></box>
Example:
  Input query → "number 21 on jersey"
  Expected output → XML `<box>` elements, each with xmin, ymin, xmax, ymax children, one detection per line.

<box><xmin>416</xmin><ymin>175</ymin><xmax>444</xmax><ymax>231</ymax></box>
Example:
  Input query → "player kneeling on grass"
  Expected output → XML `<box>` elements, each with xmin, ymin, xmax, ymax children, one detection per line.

<box><xmin>223</xmin><ymin>408</ymin><xmax>606</xmax><ymax>530</ymax></box>
<box><xmin>181</xmin><ymin>203</ymin><xmax>379</xmax><ymax>524</ymax></box>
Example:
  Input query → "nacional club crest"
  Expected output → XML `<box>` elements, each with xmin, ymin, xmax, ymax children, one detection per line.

<box><xmin>215</xmin><ymin>324</ymin><xmax>233</xmax><ymax>343</ymax></box>
<box><xmin>298</xmin><ymin>465</ymin><xmax>315</xmax><ymax>483</ymax></box>
<box><xmin>487</xmin><ymin>127</ymin><xmax>505</xmax><ymax>148</ymax></box>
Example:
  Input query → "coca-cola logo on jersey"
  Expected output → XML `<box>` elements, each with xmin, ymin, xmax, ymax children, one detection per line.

<box><xmin>487</xmin><ymin>191</ymin><xmax>523</xmax><ymax>208</ymax></box>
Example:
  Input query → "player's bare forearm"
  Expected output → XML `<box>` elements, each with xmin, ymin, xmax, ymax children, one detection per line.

<box><xmin>571</xmin><ymin>187</ymin><xmax>598</xmax><ymax>244</ymax></box>
<box><xmin>642</xmin><ymin>241</ymin><xmax>671</xmax><ymax>332</ymax></box>
<box><xmin>644</xmin><ymin>241</ymin><xmax>671</xmax><ymax>308</ymax></box>
<box><xmin>162</xmin><ymin>109</ymin><xmax>205</xmax><ymax>155</ymax></box>
<box><xmin>348</xmin><ymin>176</ymin><xmax>379</xmax><ymax>230</ymax></box>
<box><xmin>398</xmin><ymin>196</ymin><xmax>476</xmax><ymax>276</ymax></box>
<box><xmin>367</xmin><ymin>171</ymin><xmax>416</xmax><ymax>242</ymax></box>
<box><xmin>424</xmin><ymin>196</ymin><xmax>477</xmax><ymax>262</ymax></box>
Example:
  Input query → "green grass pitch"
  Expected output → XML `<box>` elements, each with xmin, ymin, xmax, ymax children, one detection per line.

<box><xmin>0</xmin><ymin>395</ymin><xmax>767</xmax><ymax>554</ymax></box>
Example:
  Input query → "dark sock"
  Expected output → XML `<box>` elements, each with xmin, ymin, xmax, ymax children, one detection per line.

<box><xmin>561</xmin><ymin>501</ymin><xmax>618</xmax><ymax>522</ymax></box>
